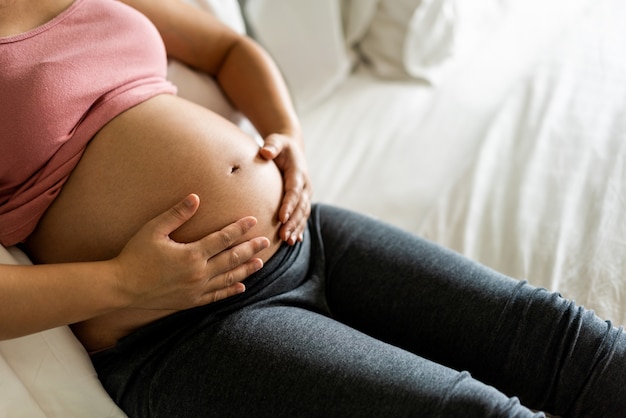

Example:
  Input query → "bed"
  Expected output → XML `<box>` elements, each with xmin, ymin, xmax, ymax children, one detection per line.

<box><xmin>2</xmin><ymin>0</ymin><xmax>625</xmax><ymax>415</ymax></box>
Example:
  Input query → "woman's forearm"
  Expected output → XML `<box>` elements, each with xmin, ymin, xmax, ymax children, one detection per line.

<box><xmin>0</xmin><ymin>195</ymin><xmax>268</xmax><ymax>341</ymax></box>
<box><xmin>0</xmin><ymin>261</ymin><xmax>125</xmax><ymax>340</ymax></box>
<box><xmin>216</xmin><ymin>36</ymin><xmax>302</xmax><ymax>140</ymax></box>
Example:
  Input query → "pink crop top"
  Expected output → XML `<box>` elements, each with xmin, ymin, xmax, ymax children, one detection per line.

<box><xmin>0</xmin><ymin>0</ymin><xmax>177</xmax><ymax>246</ymax></box>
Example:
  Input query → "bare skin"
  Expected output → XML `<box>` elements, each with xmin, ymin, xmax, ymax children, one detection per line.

<box><xmin>0</xmin><ymin>0</ymin><xmax>74</xmax><ymax>37</ymax></box>
<box><xmin>0</xmin><ymin>194</ymin><xmax>270</xmax><ymax>341</ymax></box>
<box><xmin>25</xmin><ymin>95</ymin><xmax>285</xmax><ymax>352</ymax></box>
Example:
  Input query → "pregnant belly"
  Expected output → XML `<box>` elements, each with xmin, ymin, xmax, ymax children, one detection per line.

<box><xmin>26</xmin><ymin>94</ymin><xmax>284</xmax><ymax>351</ymax></box>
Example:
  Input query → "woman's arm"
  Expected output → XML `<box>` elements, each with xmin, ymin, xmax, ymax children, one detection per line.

<box><xmin>120</xmin><ymin>0</ymin><xmax>297</xmax><ymax>137</ymax></box>
<box><xmin>0</xmin><ymin>194</ymin><xmax>268</xmax><ymax>340</ymax></box>
<box><xmin>120</xmin><ymin>0</ymin><xmax>312</xmax><ymax>245</ymax></box>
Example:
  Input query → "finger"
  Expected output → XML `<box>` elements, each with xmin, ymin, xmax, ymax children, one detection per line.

<box><xmin>278</xmin><ymin>171</ymin><xmax>306</xmax><ymax>224</ymax></box>
<box><xmin>290</xmin><ymin>199</ymin><xmax>311</xmax><ymax>243</ymax></box>
<box><xmin>203</xmin><ymin>282</ymin><xmax>246</xmax><ymax>305</ymax></box>
<box><xmin>151</xmin><ymin>194</ymin><xmax>200</xmax><ymax>236</ymax></box>
<box><xmin>196</xmin><ymin>216</ymin><xmax>259</xmax><ymax>258</ymax></box>
<box><xmin>207</xmin><ymin>236</ymin><xmax>270</xmax><ymax>274</ymax></box>
<box><xmin>202</xmin><ymin>257</ymin><xmax>264</xmax><ymax>304</ymax></box>
<box><xmin>215</xmin><ymin>257</ymin><xmax>263</xmax><ymax>290</ymax></box>
<box><xmin>280</xmin><ymin>194</ymin><xmax>311</xmax><ymax>244</ymax></box>
<box><xmin>259</xmin><ymin>134</ymin><xmax>285</xmax><ymax>160</ymax></box>
<box><xmin>279</xmin><ymin>177</ymin><xmax>310</xmax><ymax>235</ymax></box>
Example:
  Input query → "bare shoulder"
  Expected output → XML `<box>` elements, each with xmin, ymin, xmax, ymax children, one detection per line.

<box><xmin>0</xmin><ymin>0</ymin><xmax>74</xmax><ymax>37</ymax></box>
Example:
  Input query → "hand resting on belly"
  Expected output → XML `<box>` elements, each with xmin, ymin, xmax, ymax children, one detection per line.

<box><xmin>25</xmin><ymin>94</ymin><xmax>285</xmax><ymax>351</ymax></box>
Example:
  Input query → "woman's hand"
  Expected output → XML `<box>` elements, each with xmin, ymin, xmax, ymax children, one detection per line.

<box><xmin>0</xmin><ymin>194</ymin><xmax>268</xmax><ymax>340</ymax></box>
<box><xmin>113</xmin><ymin>194</ymin><xmax>269</xmax><ymax>310</ymax></box>
<box><xmin>260</xmin><ymin>133</ymin><xmax>312</xmax><ymax>245</ymax></box>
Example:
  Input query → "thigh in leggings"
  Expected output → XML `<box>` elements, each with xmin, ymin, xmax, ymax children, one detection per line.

<box><xmin>315</xmin><ymin>204</ymin><xmax>626</xmax><ymax>417</ymax></box>
<box><xmin>140</xmin><ymin>304</ymin><xmax>538</xmax><ymax>417</ymax></box>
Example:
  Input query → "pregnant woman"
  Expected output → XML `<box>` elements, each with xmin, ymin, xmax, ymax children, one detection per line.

<box><xmin>1</xmin><ymin>0</ymin><xmax>625</xmax><ymax>417</ymax></box>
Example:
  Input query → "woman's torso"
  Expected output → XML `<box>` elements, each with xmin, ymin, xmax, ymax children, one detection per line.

<box><xmin>2</xmin><ymin>0</ymin><xmax>285</xmax><ymax>351</ymax></box>
<box><xmin>0</xmin><ymin>0</ymin><xmax>176</xmax><ymax>245</ymax></box>
<box><xmin>26</xmin><ymin>94</ymin><xmax>285</xmax><ymax>353</ymax></box>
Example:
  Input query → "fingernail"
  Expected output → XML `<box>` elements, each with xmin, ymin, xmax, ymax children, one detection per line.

<box><xmin>253</xmin><ymin>259</ymin><xmax>264</xmax><ymax>273</ymax></box>
<box><xmin>183</xmin><ymin>196</ymin><xmax>194</xmax><ymax>207</ymax></box>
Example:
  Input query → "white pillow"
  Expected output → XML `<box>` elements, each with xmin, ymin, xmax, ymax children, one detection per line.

<box><xmin>356</xmin><ymin>0</ymin><xmax>505</xmax><ymax>84</ymax></box>
<box><xmin>244</xmin><ymin>0</ymin><xmax>352</xmax><ymax>111</ymax></box>
<box><xmin>167</xmin><ymin>60</ymin><xmax>244</xmax><ymax>125</ymax></box>
<box><xmin>357</xmin><ymin>0</ymin><xmax>457</xmax><ymax>83</ymax></box>
<box><xmin>341</xmin><ymin>0</ymin><xmax>379</xmax><ymax>47</ymax></box>
<box><xmin>403</xmin><ymin>0</ymin><xmax>457</xmax><ymax>81</ymax></box>
<box><xmin>182</xmin><ymin>0</ymin><xmax>246</xmax><ymax>34</ymax></box>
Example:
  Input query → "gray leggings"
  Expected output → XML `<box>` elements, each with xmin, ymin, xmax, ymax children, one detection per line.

<box><xmin>92</xmin><ymin>204</ymin><xmax>626</xmax><ymax>417</ymax></box>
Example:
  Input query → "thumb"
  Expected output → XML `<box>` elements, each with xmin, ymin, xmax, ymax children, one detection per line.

<box><xmin>260</xmin><ymin>134</ymin><xmax>284</xmax><ymax>160</ymax></box>
<box><xmin>152</xmin><ymin>193</ymin><xmax>200</xmax><ymax>236</ymax></box>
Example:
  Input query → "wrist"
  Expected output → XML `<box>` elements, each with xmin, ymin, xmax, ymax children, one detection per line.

<box><xmin>102</xmin><ymin>257</ymin><xmax>136</xmax><ymax>310</ymax></box>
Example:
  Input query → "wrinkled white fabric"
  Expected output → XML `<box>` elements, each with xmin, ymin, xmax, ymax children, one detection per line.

<box><xmin>245</xmin><ymin>0</ymin><xmax>352</xmax><ymax>111</ymax></box>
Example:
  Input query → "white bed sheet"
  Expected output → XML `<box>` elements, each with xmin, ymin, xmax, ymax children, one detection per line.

<box><xmin>303</xmin><ymin>0</ymin><xmax>626</xmax><ymax>324</ymax></box>
<box><xmin>0</xmin><ymin>245</ymin><xmax>127</xmax><ymax>418</ymax></box>
<box><xmin>419</xmin><ymin>0</ymin><xmax>626</xmax><ymax>324</ymax></box>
